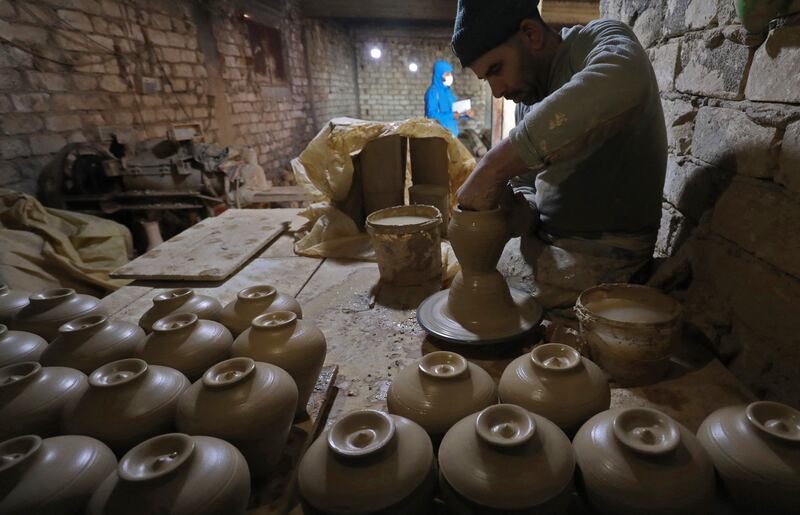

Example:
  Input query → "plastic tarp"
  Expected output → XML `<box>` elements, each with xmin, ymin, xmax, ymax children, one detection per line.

<box><xmin>0</xmin><ymin>189</ymin><xmax>133</xmax><ymax>295</ymax></box>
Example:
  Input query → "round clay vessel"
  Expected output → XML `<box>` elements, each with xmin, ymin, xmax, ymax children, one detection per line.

<box><xmin>136</xmin><ymin>313</ymin><xmax>232</xmax><ymax>381</ymax></box>
<box><xmin>0</xmin><ymin>324</ymin><xmax>47</xmax><ymax>368</ymax></box>
<box><xmin>0</xmin><ymin>434</ymin><xmax>117</xmax><ymax>515</ymax></box>
<box><xmin>298</xmin><ymin>409</ymin><xmax>436</xmax><ymax>514</ymax></box>
<box><xmin>573</xmin><ymin>407</ymin><xmax>715</xmax><ymax>514</ymax></box>
<box><xmin>0</xmin><ymin>284</ymin><xmax>29</xmax><ymax>324</ymax></box>
<box><xmin>232</xmin><ymin>311</ymin><xmax>326</xmax><ymax>417</ymax></box>
<box><xmin>438</xmin><ymin>404</ymin><xmax>575</xmax><ymax>514</ymax></box>
<box><xmin>138</xmin><ymin>288</ymin><xmax>222</xmax><ymax>332</ymax></box>
<box><xmin>697</xmin><ymin>401</ymin><xmax>800</xmax><ymax>513</ymax></box>
<box><xmin>10</xmin><ymin>288</ymin><xmax>105</xmax><ymax>341</ymax></box>
<box><xmin>499</xmin><ymin>343</ymin><xmax>610</xmax><ymax>435</ymax></box>
<box><xmin>0</xmin><ymin>362</ymin><xmax>88</xmax><ymax>440</ymax></box>
<box><xmin>447</xmin><ymin>206</ymin><xmax>509</xmax><ymax>274</ymax></box>
<box><xmin>219</xmin><ymin>284</ymin><xmax>303</xmax><ymax>337</ymax></box>
<box><xmin>387</xmin><ymin>351</ymin><xmax>497</xmax><ymax>440</ymax></box>
<box><xmin>175</xmin><ymin>357</ymin><xmax>297</xmax><ymax>477</ymax></box>
<box><xmin>86</xmin><ymin>433</ymin><xmax>250</xmax><ymax>515</ymax></box>
<box><xmin>62</xmin><ymin>358</ymin><xmax>190</xmax><ymax>455</ymax></box>
<box><xmin>40</xmin><ymin>315</ymin><xmax>144</xmax><ymax>374</ymax></box>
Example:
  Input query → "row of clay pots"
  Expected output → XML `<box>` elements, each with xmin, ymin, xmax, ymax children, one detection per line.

<box><xmin>2</xmin><ymin>286</ymin><xmax>105</xmax><ymax>341</ymax></box>
<box><xmin>0</xmin><ymin>432</ymin><xmax>251</xmax><ymax>515</ymax></box>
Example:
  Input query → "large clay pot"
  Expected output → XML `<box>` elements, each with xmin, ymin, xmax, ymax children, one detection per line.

<box><xmin>232</xmin><ymin>311</ymin><xmax>326</xmax><ymax>417</ymax></box>
<box><xmin>87</xmin><ymin>433</ymin><xmax>250</xmax><ymax>515</ymax></box>
<box><xmin>0</xmin><ymin>284</ymin><xmax>29</xmax><ymax>324</ymax></box>
<box><xmin>0</xmin><ymin>362</ymin><xmax>88</xmax><ymax>440</ymax></box>
<box><xmin>0</xmin><ymin>434</ymin><xmax>117</xmax><ymax>515</ymax></box>
<box><xmin>0</xmin><ymin>324</ymin><xmax>47</xmax><ymax>367</ymax></box>
<box><xmin>136</xmin><ymin>313</ymin><xmax>232</xmax><ymax>381</ymax></box>
<box><xmin>10</xmin><ymin>288</ymin><xmax>104</xmax><ymax>341</ymax></box>
<box><xmin>387</xmin><ymin>351</ymin><xmax>497</xmax><ymax>441</ymax></box>
<box><xmin>299</xmin><ymin>410</ymin><xmax>436</xmax><ymax>514</ymax></box>
<box><xmin>573</xmin><ymin>407</ymin><xmax>715</xmax><ymax>514</ymax></box>
<box><xmin>499</xmin><ymin>343</ymin><xmax>610</xmax><ymax>435</ymax></box>
<box><xmin>138</xmin><ymin>288</ymin><xmax>222</xmax><ymax>332</ymax></box>
<box><xmin>219</xmin><ymin>285</ymin><xmax>303</xmax><ymax>337</ymax></box>
<box><xmin>697</xmin><ymin>401</ymin><xmax>800</xmax><ymax>513</ymax></box>
<box><xmin>438</xmin><ymin>404</ymin><xmax>574</xmax><ymax>514</ymax></box>
<box><xmin>40</xmin><ymin>315</ymin><xmax>144</xmax><ymax>374</ymax></box>
<box><xmin>175</xmin><ymin>357</ymin><xmax>297</xmax><ymax>477</ymax></box>
<box><xmin>62</xmin><ymin>358</ymin><xmax>190</xmax><ymax>455</ymax></box>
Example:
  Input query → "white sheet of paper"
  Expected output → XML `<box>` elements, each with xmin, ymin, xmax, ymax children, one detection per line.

<box><xmin>452</xmin><ymin>99</ymin><xmax>471</xmax><ymax>114</ymax></box>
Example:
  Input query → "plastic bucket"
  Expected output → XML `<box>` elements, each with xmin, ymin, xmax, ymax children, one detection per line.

<box><xmin>366</xmin><ymin>205</ymin><xmax>443</xmax><ymax>287</ymax></box>
<box><xmin>575</xmin><ymin>284</ymin><xmax>681</xmax><ymax>386</ymax></box>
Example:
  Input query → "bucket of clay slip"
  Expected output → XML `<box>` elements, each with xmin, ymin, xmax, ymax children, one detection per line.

<box><xmin>366</xmin><ymin>205</ymin><xmax>443</xmax><ymax>287</ymax></box>
<box><xmin>575</xmin><ymin>284</ymin><xmax>681</xmax><ymax>387</ymax></box>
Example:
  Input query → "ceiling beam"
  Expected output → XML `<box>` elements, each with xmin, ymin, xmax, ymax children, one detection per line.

<box><xmin>300</xmin><ymin>0</ymin><xmax>458</xmax><ymax>22</ymax></box>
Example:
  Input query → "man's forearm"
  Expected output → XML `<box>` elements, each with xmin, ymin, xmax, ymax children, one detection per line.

<box><xmin>484</xmin><ymin>137</ymin><xmax>537</xmax><ymax>183</ymax></box>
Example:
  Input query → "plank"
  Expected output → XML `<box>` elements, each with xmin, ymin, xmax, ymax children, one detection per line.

<box><xmin>111</xmin><ymin>209</ymin><xmax>301</xmax><ymax>281</ymax></box>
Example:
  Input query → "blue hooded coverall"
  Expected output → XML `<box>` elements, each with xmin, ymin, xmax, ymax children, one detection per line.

<box><xmin>425</xmin><ymin>61</ymin><xmax>459</xmax><ymax>137</ymax></box>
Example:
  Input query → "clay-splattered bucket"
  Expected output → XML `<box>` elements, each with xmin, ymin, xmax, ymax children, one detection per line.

<box><xmin>575</xmin><ymin>284</ymin><xmax>681</xmax><ymax>386</ymax></box>
<box><xmin>366</xmin><ymin>205</ymin><xmax>443</xmax><ymax>287</ymax></box>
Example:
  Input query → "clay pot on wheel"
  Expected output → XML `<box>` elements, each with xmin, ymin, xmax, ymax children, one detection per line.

<box><xmin>0</xmin><ymin>284</ymin><xmax>29</xmax><ymax>324</ymax></box>
<box><xmin>175</xmin><ymin>357</ymin><xmax>297</xmax><ymax>477</ymax></box>
<box><xmin>10</xmin><ymin>288</ymin><xmax>104</xmax><ymax>341</ymax></box>
<box><xmin>62</xmin><ymin>358</ymin><xmax>189</xmax><ymax>455</ymax></box>
<box><xmin>299</xmin><ymin>410</ymin><xmax>436</xmax><ymax>514</ymax></box>
<box><xmin>219</xmin><ymin>285</ymin><xmax>303</xmax><ymax>336</ymax></box>
<box><xmin>387</xmin><ymin>351</ymin><xmax>497</xmax><ymax>441</ymax></box>
<box><xmin>0</xmin><ymin>362</ymin><xmax>88</xmax><ymax>440</ymax></box>
<box><xmin>136</xmin><ymin>313</ymin><xmax>232</xmax><ymax>381</ymax></box>
<box><xmin>499</xmin><ymin>343</ymin><xmax>609</xmax><ymax>435</ymax></box>
<box><xmin>40</xmin><ymin>315</ymin><xmax>144</xmax><ymax>374</ymax></box>
<box><xmin>438</xmin><ymin>404</ymin><xmax>575</xmax><ymax>514</ymax></box>
<box><xmin>0</xmin><ymin>434</ymin><xmax>117</xmax><ymax>515</ymax></box>
<box><xmin>232</xmin><ymin>311</ymin><xmax>326</xmax><ymax>418</ymax></box>
<box><xmin>697</xmin><ymin>401</ymin><xmax>800</xmax><ymax>514</ymax></box>
<box><xmin>0</xmin><ymin>324</ymin><xmax>47</xmax><ymax>367</ymax></box>
<box><xmin>87</xmin><ymin>433</ymin><xmax>250</xmax><ymax>515</ymax></box>
<box><xmin>138</xmin><ymin>288</ymin><xmax>222</xmax><ymax>332</ymax></box>
<box><xmin>573</xmin><ymin>407</ymin><xmax>715</xmax><ymax>514</ymax></box>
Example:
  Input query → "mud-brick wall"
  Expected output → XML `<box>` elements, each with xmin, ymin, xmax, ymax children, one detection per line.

<box><xmin>601</xmin><ymin>0</ymin><xmax>800</xmax><ymax>407</ymax></box>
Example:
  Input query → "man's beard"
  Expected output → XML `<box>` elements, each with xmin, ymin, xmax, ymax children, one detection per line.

<box><xmin>517</xmin><ymin>50</ymin><xmax>549</xmax><ymax>105</ymax></box>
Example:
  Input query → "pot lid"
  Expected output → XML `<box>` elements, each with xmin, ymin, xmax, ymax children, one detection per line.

<box><xmin>438</xmin><ymin>404</ymin><xmax>574</xmax><ymax>509</ymax></box>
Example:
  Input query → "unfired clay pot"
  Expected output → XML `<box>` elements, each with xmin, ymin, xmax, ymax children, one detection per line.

<box><xmin>175</xmin><ymin>357</ymin><xmax>298</xmax><ymax>477</ymax></box>
<box><xmin>697</xmin><ymin>401</ymin><xmax>800</xmax><ymax>513</ymax></box>
<box><xmin>0</xmin><ymin>324</ymin><xmax>47</xmax><ymax>367</ymax></box>
<box><xmin>232</xmin><ymin>311</ymin><xmax>326</xmax><ymax>417</ymax></box>
<box><xmin>499</xmin><ymin>343</ymin><xmax>610</xmax><ymax>435</ymax></box>
<box><xmin>438</xmin><ymin>404</ymin><xmax>575</xmax><ymax>514</ymax></box>
<box><xmin>138</xmin><ymin>288</ymin><xmax>222</xmax><ymax>331</ymax></box>
<box><xmin>40</xmin><ymin>315</ymin><xmax>144</xmax><ymax>374</ymax></box>
<box><xmin>573</xmin><ymin>407</ymin><xmax>715</xmax><ymax>514</ymax></box>
<box><xmin>86</xmin><ymin>433</ymin><xmax>250</xmax><ymax>515</ymax></box>
<box><xmin>0</xmin><ymin>362</ymin><xmax>88</xmax><ymax>440</ymax></box>
<box><xmin>0</xmin><ymin>434</ymin><xmax>117</xmax><ymax>515</ymax></box>
<box><xmin>136</xmin><ymin>313</ymin><xmax>232</xmax><ymax>381</ymax></box>
<box><xmin>298</xmin><ymin>410</ymin><xmax>436</xmax><ymax>514</ymax></box>
<box><xmin>387</xmin><ymin>351</ymin><xmax>497</xmax><ymax>440</ymax></box>
<box><xmin>10</xmin><ymin>288</ymin><xmax>105</xmax><ymax>341</ymax></box>
<box><xmin>219</xmin><ymin>284</ymin><xmax>303</xmax><ymax>336</ymax></box>
<box><xmin>62</xmin><ymin>358</ymin><xmax>190</xmax><ymax>454</ymax></box>
<box><xmin>0</xmin><ymin>284</ymin><xmax>29</xmax><ymax>324</ymax></box>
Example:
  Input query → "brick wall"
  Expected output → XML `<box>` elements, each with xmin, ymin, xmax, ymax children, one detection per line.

<box><xmin>602</xmin><ymin>0</ymin><xmax>800</xmax><ymax>407</ymax></box>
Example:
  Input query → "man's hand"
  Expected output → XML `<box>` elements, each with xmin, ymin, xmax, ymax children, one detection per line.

<box><xmin>466</xmin><ymin>109</ymin><xmax>475</xmax><ymax>117</ymax></box>
<box><xmin>452</xmin><ymin>112</ymin><xmax>460</xmax><ymax>120</ymax></box>
<box><xmin>457</xmin><ymin>137</ymin><xmax>530</xmax><ymax>210</ymax></box>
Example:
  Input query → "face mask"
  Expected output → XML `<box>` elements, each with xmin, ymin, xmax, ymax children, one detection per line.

<box><xmin>443</xmin><ymin>75</ymin><xmax>454</xmax><ymax>87</ymax></box>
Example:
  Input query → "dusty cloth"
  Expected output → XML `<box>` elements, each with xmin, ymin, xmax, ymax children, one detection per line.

<box><xmin>290</xmin><ymin>117</ymin><xmax>474</xmax><ymax>284</ymax></box>
<box><xmin>0</xmin><ymin>189</ymin><xmax>132</xmax><ymax>294</ymax></box>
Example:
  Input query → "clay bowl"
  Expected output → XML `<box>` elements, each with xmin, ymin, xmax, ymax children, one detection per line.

<box><xmin>0</xmin><ymin>284</ymin><xmax>30</xmax><ymax>324</ymax></box>
<box><xmin>219</xmin><ymin>285</ymin><xmax>303</xmax><ymax>337</ymax></box>
<box><xmin>10</xmin><ymin>288</ymin><xmax>105</xmax><ymax>341</ymax></box>
<box><xmin>138</xmin><ymin>288</ymin><xmax>222</xmax><ymax>332</ymax></box>
<box><xmin>0</xmin><ymin>324</ymin><xmax>47</xmax><ymax>368</ymax></box>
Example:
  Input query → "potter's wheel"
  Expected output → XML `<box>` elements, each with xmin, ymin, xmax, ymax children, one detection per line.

<box><xmin>417</xmin><ymin>288</ymin><xmax>543</xmax><ymax>345</ymax></box>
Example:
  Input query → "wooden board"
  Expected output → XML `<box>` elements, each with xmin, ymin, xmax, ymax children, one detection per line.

<box><xmin>110</xmin><ymin>209</ymin><xmax>301</xmax><ymax>281</ymax></box>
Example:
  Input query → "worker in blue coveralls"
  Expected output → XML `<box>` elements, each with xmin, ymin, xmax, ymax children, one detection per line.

<box><xmin>425</xmin><ymin>60</ymin><xmax>474</xmax><ymax>137</ymax></box>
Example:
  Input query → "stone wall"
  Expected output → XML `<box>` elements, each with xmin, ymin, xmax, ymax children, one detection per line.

<box><xmin>601</xmin><ymin>0</ymin><xmax>800</xmax><ymax>407</ymax></box>
<box><xmin>353</xmin><ymin>26</ymin><xmax>491</xmax><ymax>134</ymax></box>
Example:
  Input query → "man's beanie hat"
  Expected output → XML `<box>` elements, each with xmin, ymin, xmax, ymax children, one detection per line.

<box><xmin>451</xmin><ymin>0</ymin><xmax>542</xmax><ymax>67</ymax></box>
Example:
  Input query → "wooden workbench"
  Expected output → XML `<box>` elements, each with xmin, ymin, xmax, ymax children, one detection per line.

<box><xmin>100</xmin><ymin>208</ymin><xmax>755</xmax><ymax>512</ymax></box>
